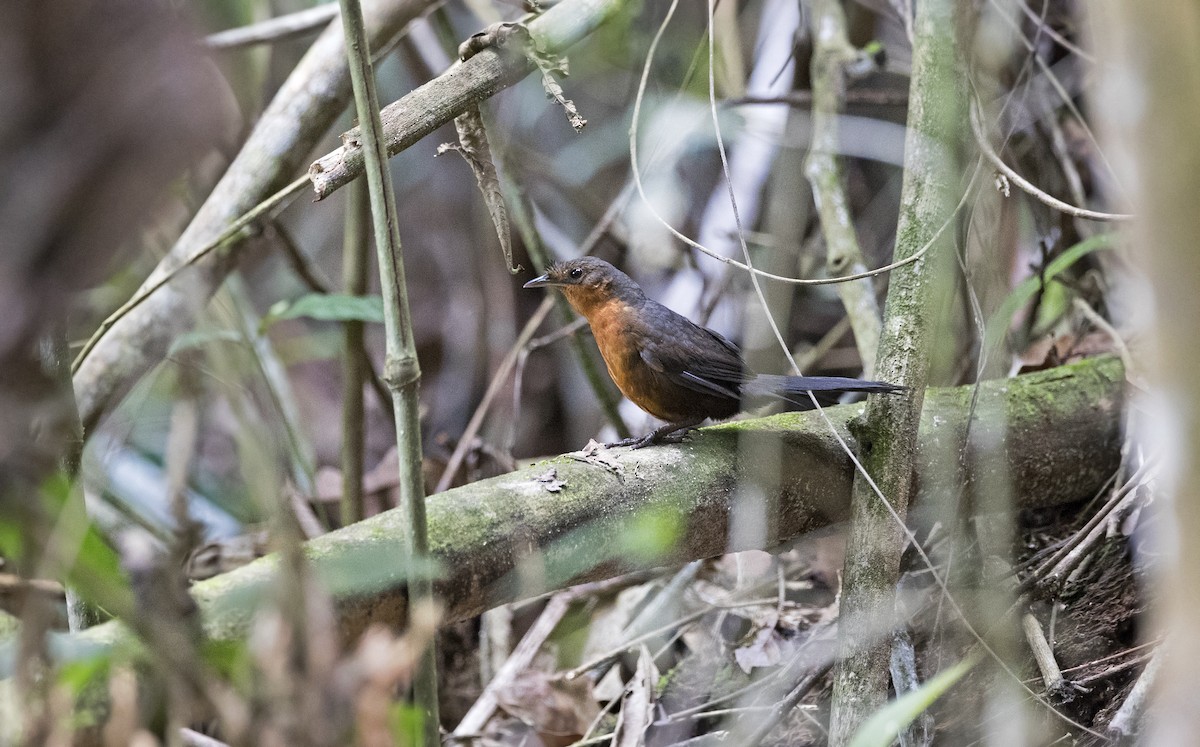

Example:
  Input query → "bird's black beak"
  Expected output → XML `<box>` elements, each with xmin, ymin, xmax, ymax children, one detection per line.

<box><xmin>523</xmin><ymin>274</ymin><xmax>555</xmax><ymax>289</ymax></box>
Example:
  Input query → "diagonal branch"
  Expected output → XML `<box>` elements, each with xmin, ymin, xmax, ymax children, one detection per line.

<box><xmin>73</xmin><ymin>0</ymin><xmax>628</xmax><ymax>436</ymax></box>
<box><xmin>308</xmin><ymin>0</ymin><xmax>629</xmax><ymax>199</ymax></box>
<box><xmin>72</xmin><ymin>0</ymin><xmax>437</xmax><ymax>433</ymax></box>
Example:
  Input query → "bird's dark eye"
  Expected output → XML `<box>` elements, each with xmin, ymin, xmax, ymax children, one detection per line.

<box><xmin>568</xmin><ymin>268</ymin><xmax>583</xmax><ymax>280</ymax></box>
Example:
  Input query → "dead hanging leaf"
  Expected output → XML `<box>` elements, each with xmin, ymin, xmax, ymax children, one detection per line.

<box><xmin>521</xmin><ymin>31</ymin><xmax>587</xmax><ymax>132</ymax></box>
<box><xmin>436</xmin><ymin>107</ymin><xmax>520</xmax><ymax>274</ymax></box>
<box><xmin>457</xmin><ymin>21</ymin><xmax>587</xmax><ymax>132</ymax></box>
<box><xmin>441</xmin><ymin>21</ymin><xmax>585</xmax><ymax>273</ymax></box>
<box><xmin>542</xmin><ymin>74</ymin><xmax>586</xmax><ymax>131</ymax></box>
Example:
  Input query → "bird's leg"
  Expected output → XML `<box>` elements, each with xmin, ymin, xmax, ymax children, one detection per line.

<box><xmin>646</xmin><ymin>418</ymin><xmax>704</xmax><ymax>446</ymax></box>
<box><xmin>606</xmin><ymin>418</ymin><xmax>705</xmax><ymax>449</ymax></box>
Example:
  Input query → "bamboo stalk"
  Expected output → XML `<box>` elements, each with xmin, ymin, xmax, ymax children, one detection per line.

<box><xmin>341</xmin><ymin>178</ymin><xmax>370</xmax><ymax>526</ymax></box>
<box><xmin>335</xmin><ymin>0</ymin><xmax>439</xmax><ymax>740</ymax></box>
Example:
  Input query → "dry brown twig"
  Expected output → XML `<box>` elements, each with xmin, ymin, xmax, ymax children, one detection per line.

<box><xmin>1032</xmin><ymin>461</ymin><xmax>1153</xmax><ymax>593</ymax></box>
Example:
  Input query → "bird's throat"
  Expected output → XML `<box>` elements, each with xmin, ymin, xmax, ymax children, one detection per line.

<box><xmin>561</xmin><ymin>286</ymin><xmax>615</xmax><ymax>320</ymax></box>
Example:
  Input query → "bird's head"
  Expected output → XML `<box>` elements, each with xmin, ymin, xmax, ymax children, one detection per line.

<box><xmin>523</xmin><ymin>257</ymin><xmax>644</xmax><ymax>317</ymax></box>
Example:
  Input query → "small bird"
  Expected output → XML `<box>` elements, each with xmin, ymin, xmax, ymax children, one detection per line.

<box><xmin>524</xmin><ymin>257</ymin><xmax>903</xmax><ymax>448</ymax></box>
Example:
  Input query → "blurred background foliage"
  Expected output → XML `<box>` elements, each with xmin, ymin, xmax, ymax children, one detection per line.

<box><xmin>0</xmin><ymin>0</ymin><xmax>1167</xmax><ymax>744</ymax></box>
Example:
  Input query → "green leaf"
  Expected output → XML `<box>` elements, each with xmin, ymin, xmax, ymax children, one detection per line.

<box><xmin>202</xmin><ymin>638</ymin><xmax>254</xmax><ymax>689</ymax></box>
<box><xmin>0</xmin><ymin>520</ymin><xmax>23</xmax><ymax>562</ymax></box>
<box><xmin>848</xmin><ymin>656</ymin><xmax>978</xmax><ymax>747</ymax></box>
<box><xmin>36</xmin><ymin>473</ymin><xmax>136</xmax><ymax>620</ymax></box>
<box><xmin>56</xmin><ymin>652</ymin><xmax>112</xmax><ymax>696</ymax></box>
<box><xmin>1031</xmin><ymin>276</ymin><xmax>1072</xmax><ymax>336</ymax></box>
<box><xmin>984</xmin><ymin>233</ymin><xmax>1116</xmax><ymax>352</ymax></box>
<box><xmin>262</xmin><ymin>293</ymin><xmax>385</xmax><ymax>331</ymax></box>
<box><xmin>389</xmin><ymin>703</ymin><xmax>425</xmax><ymax>747</ymax></box>
<box><xmin>862</xmin><ymin>40</ymin><xmax>885</xmax><ymax>57</ymax></box>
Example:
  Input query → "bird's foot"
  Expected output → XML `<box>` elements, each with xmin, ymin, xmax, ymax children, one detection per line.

<box><xmin>653</xmin><ymin>428</ymin><xmax>695</xmax><ymax>445</ymax></box>
<box><xmin>604</xmin><ymin>433</ymin><xmax>657</xmax><ymax>449</ymax></box>
<box><xmin>604</xmin><ymin>421</ymin><xmax>702</xmax><ymax>449</ymax></box>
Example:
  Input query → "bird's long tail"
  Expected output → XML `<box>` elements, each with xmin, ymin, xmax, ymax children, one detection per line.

<box><xmin>743</xmin><ymin>374</ymin><xmax>904</xmax><ymax>409</ymax></box>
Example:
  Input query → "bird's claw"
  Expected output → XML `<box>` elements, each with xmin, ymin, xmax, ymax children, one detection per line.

<box><xmin>604</xmin><ymin>428</ymin><xmax>695</xmax><ymax>450</ymax></box>
<box><xmin>604</xmin><ymin>434</ymin><xmax>655</xmax><ymax>449</ymax></box>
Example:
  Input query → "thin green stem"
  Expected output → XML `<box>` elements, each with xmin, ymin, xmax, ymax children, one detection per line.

<box><xmin>43</xmin><ymin>327</ymin><xmax>104</xmax><ymax>630</ymax></box>
<box><xmin>340</xmin><ymin>177</ymin><xmax>370</xmax><ymax>526</ymax></box>
<box><xmin>336</xmin><ymin>0</ymin><xmax>439</xmax><ymax>741</ymax></box>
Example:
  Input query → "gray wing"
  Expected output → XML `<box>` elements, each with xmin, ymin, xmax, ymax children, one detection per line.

<box><xmin>636</xmin><ymin>309</ymin><xmax>748</xmax><ymax>399</ymax></box>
